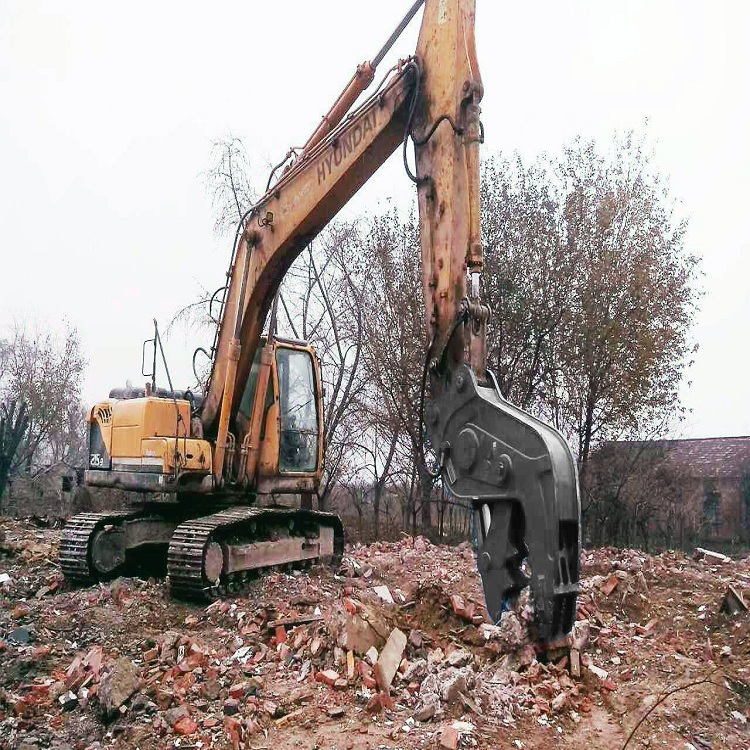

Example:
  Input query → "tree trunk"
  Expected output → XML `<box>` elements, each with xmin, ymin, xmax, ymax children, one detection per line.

<box><xmin>418</xmin><ymin>462</ymin><xmax>432</xmax><ymax>536</ymax></box>
<box><xmin>372</xmin><ymin>432</ymin><xmax>398</xmax><ymax>541</ymax></box>
<box><xmin>373</xmin><ymin>490</ymin><xmax>380</xmax><ymax>540</ymax></box>
<box><xmin>0</xmin><ymin>401</ymin><xmax>29</xmax><ymax>510</ymax></box>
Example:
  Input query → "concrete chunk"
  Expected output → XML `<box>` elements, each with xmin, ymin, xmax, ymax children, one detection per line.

<box><xmin>447</xmin><ymin>649</ymin><xmax>472</xmax><ymax>668</ymax></box>
<box><xmin>587</xmin><ymin>663</ymin><xmax>608</xmax><ymax>680</ymax></box>
<box><xmin>374</xmin><ymin>627</ymin><xmax>407</xmax><ymax>692</ymax></box>
<box><xmin>373</xmin><ymin>585</ymin><xmax>394</xmax><ymax>603</ymax></box>
<box><xmin>694</xmin><ymin>547</ymin><xmax>731</xmax><ymax>565</ymax></box>
<box><xmin>332</xmin><ymin>602</ymin><xmax>387</xmax><ymax>656</ymax></box>
<box><xmin>413</xmin><ymin>701</ymin><xmax>436</xmax><ymax>722</ymax></box>
<box><xmin>315</xmin><ymin>669</ymin><xmax>340</xmax><ymax>687</ymax></box>
<box><xmin>98</xmin><ymin>658</ymin><xmax>140</xmax><ymax>717</ymax></box>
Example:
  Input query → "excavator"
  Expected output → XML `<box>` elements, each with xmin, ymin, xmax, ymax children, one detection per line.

<box><xmin>59</xmin><ymin>0</ymin><xmax>580</xmax><ymax>644</ymax></box>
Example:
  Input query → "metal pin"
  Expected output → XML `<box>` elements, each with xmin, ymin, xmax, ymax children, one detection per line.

<box><xmin>471</xmin><ymin>272</ymin><xmax>480</xmax><ymax>298</ymax></box>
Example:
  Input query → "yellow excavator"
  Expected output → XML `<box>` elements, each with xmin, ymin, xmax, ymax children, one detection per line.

<box><xmin>60</xmin><ymin>0</ymin><xmax>581</xmax><ymax>643</ymax></box>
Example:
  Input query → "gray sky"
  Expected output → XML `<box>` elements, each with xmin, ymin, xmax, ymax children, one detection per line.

<box><xmin>1</xmin><ymin>0</ymin><xmax>748</xmax><ymax>439</ymax></box>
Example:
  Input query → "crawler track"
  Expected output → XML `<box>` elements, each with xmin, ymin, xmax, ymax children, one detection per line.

<box><xmin>60</xmin><ymin>506</ymin><xmax>344</xmax><ymax>599</ymax></box>
<box><xmin>59</xmin><ymin>510</ymin><xmax>141</xmax><ymax>583</ymax></box>
<box><xmin>167</xmin><ymin>507</ymin><xmax>344</xmax><ymax>600</ymax></box>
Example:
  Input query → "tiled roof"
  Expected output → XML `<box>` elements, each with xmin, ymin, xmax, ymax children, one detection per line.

<box><xmin>604</xmin><ymin>437</ymin><xmax>750</xmax><ymax>479</ymax></box>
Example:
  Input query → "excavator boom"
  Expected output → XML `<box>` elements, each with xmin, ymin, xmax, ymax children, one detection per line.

<box><xmin>201</xmin><ymin>67</ymin><xmax>416</xmax><ymax>434</ymax></box>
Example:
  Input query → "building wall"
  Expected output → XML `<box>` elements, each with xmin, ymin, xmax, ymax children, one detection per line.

<box><xmin>585</xmin><ymin>439</ymin><xmax>750</xmax><ymax>550</ymax></box>
<box><xmin>699</xmin><ymin>476</ymin><xmax>748</xmax><ymax>541</ymax></box>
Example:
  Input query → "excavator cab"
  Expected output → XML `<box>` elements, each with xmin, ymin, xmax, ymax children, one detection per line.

<box><xmin>83</xmin><ymin>332</ymin><xmax>324</xmax><ymax>498</ymax></box>
<box><xmin>236</xmin><ymin>336</ymin><xmax>324</xmax><ymax>494</ymax></box>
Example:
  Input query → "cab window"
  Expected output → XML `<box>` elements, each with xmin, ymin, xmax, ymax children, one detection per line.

<box><xmin>238</xmin><ymin>349</ymin><xmax>263</xmax><ymax>419</ymax></box>
<box><xmin>276</xmin><ymin>348</ymin><xmax>319</xmax><ymax>472</ymax></box>
<box><xmin>238</xmin><ymin>345</ymin><xmax>274</xmax><ymax>440</ymax></box>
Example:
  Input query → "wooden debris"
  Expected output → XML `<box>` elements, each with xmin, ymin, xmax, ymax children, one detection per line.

<box><xmin>267</xmin><ymin>614</ymin><xmax>322</xmax><ymax>629</ymax></box>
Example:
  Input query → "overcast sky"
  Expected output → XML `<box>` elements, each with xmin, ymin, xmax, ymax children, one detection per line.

<box><xmin>1</xmin><ymin>0</ymin><xmax>748</xmax><ymax>439</ymax></box>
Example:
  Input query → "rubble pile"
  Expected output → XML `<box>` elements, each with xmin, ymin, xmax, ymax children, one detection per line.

<box><xmin>0</xmin><ymin>519</ymin><xmax>749</xmax><ymax>749</ymax></box>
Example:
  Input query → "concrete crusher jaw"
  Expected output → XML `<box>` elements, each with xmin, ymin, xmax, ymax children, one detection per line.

<box><xmin>426</xmin><ymin>364</ymin><xmax>581</xmax><ymax>644</ymax></box>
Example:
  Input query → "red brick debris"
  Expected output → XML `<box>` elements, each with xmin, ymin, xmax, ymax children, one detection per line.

<box><xmin>0</xmin><ymin>519</ymin><xmax>748</xmax><ymax>749</ymax></box>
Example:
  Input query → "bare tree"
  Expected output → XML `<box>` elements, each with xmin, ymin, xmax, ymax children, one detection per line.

<box><xmin>551</xmin><ymin>132</ymin><xmax>700</xmax><ymax>465</ymax></box>
<box><xmin>355</xmin><ymin>209</ymin><xmax>437</xmax><ymax>534</ymax></box>
<box><xmin>204</xmin><ymin>136</ymin><xmax>257</xmax><ymax>237</ymax></box>
<box><xmin>275</xmin><ymin>224</ymin><xmax>371</xmax><ymax>508</ymax></box>
<box><xmin>0</xmin><ymin>400</ymin><xmax>29</xmax><ymax>505</ymax></box>
<box><xmin>482</xmin><ymin>154</ymin><xmax>575</xmax><ymax>412</ymax></box>
<box><xmin>169</xmin><ymin>137</ymin><xmax>260</xmax><ymax>347</ymax></box>
<box><xmin>0</xmin><ymin>320</ymin><xmax>87</xmax><ymax>475</ymax></box>
<box><xmin>342</xmin><ymin>420</ymin><xmax>399</xmax><ymax>539</ymax></box>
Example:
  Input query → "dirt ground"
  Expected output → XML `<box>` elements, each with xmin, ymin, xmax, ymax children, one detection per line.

<box><xmin>0</xmin><ymin>518</ymin><xmax>748</xmax><ymax>750</ymax></box>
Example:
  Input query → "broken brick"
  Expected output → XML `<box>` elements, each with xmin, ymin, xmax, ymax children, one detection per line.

<box><xmin>600</xmin><ymin>574</ymin><xmax>620</xmax><ymax>596</ymax></box>
<box><xmin>440</xmin><ymin>725</ymin><xmax>460</xmax><ymax>749</ymax></box>
<box><xmin>315</xmin><ymin>669</ymin><xmax>340</xmax><ymax>687</ymax></box>
<box><xmin>228</xmin><ymin>681</ymin><xmax>249</xmax><ymax>699</ymax></box>
<box><xmin>374</xmin><ymin>627</ymin><xmax>407</xmax><ymax>692</ymax></box>
<box><xmin>174</xmin><ymin>716</ymin><xmax>198</xmax><ymax>735</ymax></box>
<box><xmin>366</xmin><ymin>691</ymin><xmax>394</xmax><ymax>713</ymax></box>
<box><xmin>449</xmin><ymin>593</ymin><xmax>475</xmax><ymax>622</ymax></box>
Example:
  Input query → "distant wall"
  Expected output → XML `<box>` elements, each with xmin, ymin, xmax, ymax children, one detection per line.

<box><xmin>2</xmin><ymin>468</ymin><xmax>133</xmax><ymax>519</ymax></box>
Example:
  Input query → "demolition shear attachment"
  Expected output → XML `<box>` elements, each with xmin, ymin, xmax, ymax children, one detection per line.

<box><xmin>426</xmin><ymin>364</ymin><xmax>580</xmax><ymax>643</ymax></box>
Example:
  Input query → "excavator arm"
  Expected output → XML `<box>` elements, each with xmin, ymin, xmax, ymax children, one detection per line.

<box><xmin>202</xmin><ymin>0</ymin><xmax>580</xmax><ymax>643</ymax></box>
<box><xmin>413</xmin><ymin>0</ymin><xmax>581</xmax><ymax>642</ymax></box>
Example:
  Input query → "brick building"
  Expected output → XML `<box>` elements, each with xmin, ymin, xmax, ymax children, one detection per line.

<box><xmin>661</xmin><ymin>437</ymin><xmax>750</xmax><ymax>540</ymax></box>
<box><xmin>587</xmin><ymin>436</ymin><xmax>750</xmax><ymax>549</ymax></box>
